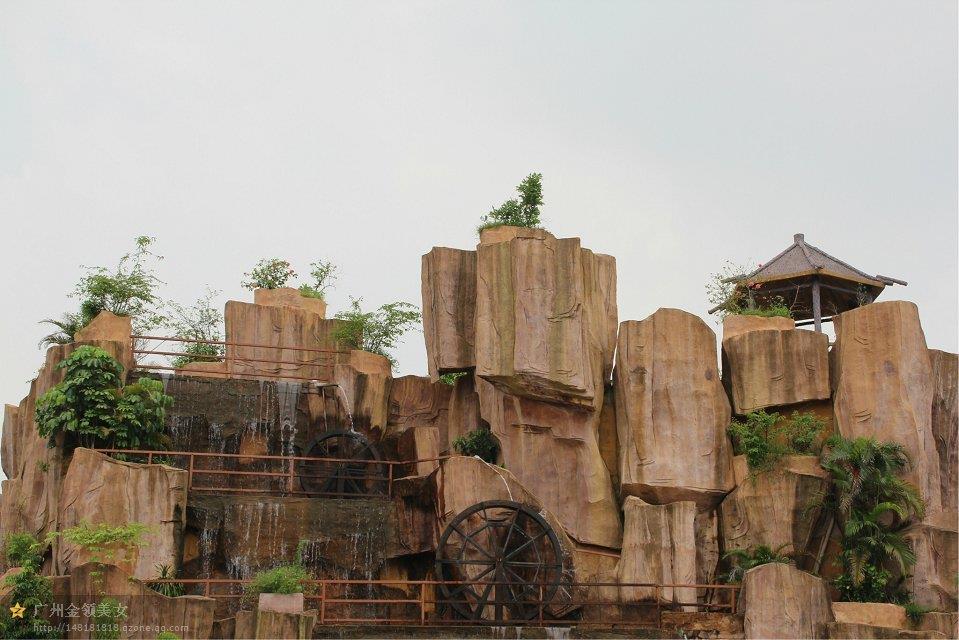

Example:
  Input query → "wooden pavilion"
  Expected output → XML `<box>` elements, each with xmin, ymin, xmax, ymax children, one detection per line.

<box><xmin>710</xmin><ymin>233</ymin><xmax>907</xmax><ymax>332</ymax></box>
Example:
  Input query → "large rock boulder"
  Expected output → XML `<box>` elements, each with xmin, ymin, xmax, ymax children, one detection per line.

<box><xmin>386</xmin><ymin>375</ymin><xmax>451</xmax><ymax>440</ymax></box>
<box><xmin>221</xmin><ymin>300</ymin><xmax>343</xmax><ymax>382</ymax></box>
<box><xmin>332</xmin><ymin>350</ymin><xmax>392</xmax><ymax>438</ymax></box>
<box><xmin>57</xmin><ymin>448</ymin><xmax>187</xmax><ymax>580</ymax></box>
<box><xmin>614</xmin><ymin>309</ymin><xmax>735</xmax><ymax>507</ymax></box>
<box><xmin>421</xmin><ymin>247</ymin><xmax>476</xmax><ymax>379</ymax></box>
<box><xmin>832</xmin><ymin>302</ymin><xmax>942</xmax><ymax>514</ymax></box>
<box><xmin>474</xmin><ymin>228</ymin><xmax>616</xmax><ymax>406</ymax></box>
<box><xmin>903</xmin><ymin>513</ymin><xmax>958</xmax><ymax>610</ymax></box>
<box><xmin>929</xmin><ymin>350</ymin><xmax>957</xmax><ymax>515</ymax></box>
<box><xmin>720</xmin><ymin>456</ymin><xmax>828</xmax><ymax>560</ymax></box>
<box><xmin>723</xmin><ymin>328</ymin><xmax>830</xmax><ymax>414</ymax></box>
<box><xmin>253</xmin><ymin>286</ymin><xmax>326</xmax><ymax>317</ymax></box>
<box><xmin>739</xmin><ymin>562</ymin><xmax>834</xmax><ymax>639</ymax></box>
<box><xmin>615</xmin><ymin>497</ymin><xmax>698</xmax><ymax>609</ymax></box>
<box><xmin>475</xmin><ymin>378</ymin><xmax>622</xmax><ymax>549</ymax></box>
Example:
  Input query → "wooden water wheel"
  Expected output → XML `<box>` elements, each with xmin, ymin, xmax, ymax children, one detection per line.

<box><xmin>296</xmin><ymin>431</ymin><xmax>387</xmax><ymax>497</ymax></box>
<box><xmin>435</xmin><ymin>500</ymin><xmax>564</xmax><ymax>621</ymax></box>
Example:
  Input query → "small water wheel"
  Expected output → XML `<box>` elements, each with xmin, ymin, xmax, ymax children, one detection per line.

<box><xmin>296</xmin><ymin>431</ymin><xmax>387</xmax><ymax>497</ymax></box>
<box><xmin>435</xmin><ymin>500</ymin><xmax>564</xmax><ymax>621</ymax></box>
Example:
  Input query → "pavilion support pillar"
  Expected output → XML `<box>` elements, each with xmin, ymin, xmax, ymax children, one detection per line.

<box><xmin>811</xmin><ymin>276</ymin><xmax>822</xmax><ymax>332</ymax></box>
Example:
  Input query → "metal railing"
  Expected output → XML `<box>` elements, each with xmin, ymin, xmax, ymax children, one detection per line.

<box><xmin>95</xmin><ymin>448</ymin><xmax>449</xmax><ymax>499</ymax></box>
<box><xmin>132</xmin><ymin>334</ymin><xmax>349</xmax><ymax>383</ymax></box>
<box><xmin>141</xmin><ymin>577</ymin><xmax>740</xmax><ymax>628</ymax></box>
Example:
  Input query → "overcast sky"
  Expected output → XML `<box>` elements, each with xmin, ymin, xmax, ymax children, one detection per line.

<box><xmin>1</xmin><ymin>1</ymin><xmax>956</xmax><ymax>415</ymax></box>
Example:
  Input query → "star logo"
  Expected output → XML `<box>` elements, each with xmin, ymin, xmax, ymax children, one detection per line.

<box><xmin>9</xmin><ymin>602</ymin><xmax>25</xmax><ymax>619</ymax></box>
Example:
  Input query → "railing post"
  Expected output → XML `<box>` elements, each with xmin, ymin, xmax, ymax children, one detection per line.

<box><xmin>656</xmin><ymin>584</ymin><xmax>661</xmax><ymax>629</ymax></box>
<box><xmin>388</xmin><ymin>463</ymin><xmax>394</xmax><ymax>497</ymax></box>
<box><xmin>147</xmin><ymin>452</ymin><xmax>153</xmax><ymax>464</ymax></box>
<box><xmin>538</xmin><ymin>582</ymin><xmax>543</xmax><ymax>625</ymax></box>
<box><xmin>320</xmin><ymin>582</ymin><xmax>326</xmax><ymax>624</ymax></box>
<box><xmin>187</xmin><ymin>454</ymin><xmax>194</xmax><ymax>491</ymax></box>
<box><xmin>419</xmin><ymin>582</ymin><xmax>426</xmax><ymax>625</ymax></box>
<box><xmin>731</xmin><ymin>586</ymin><xmax>738</xmax><ymax>615</ymax></box>
<box><xmin>204</xmin><ymin>579</ymin><xmax>210</xmax><ymax>598</ymax></box>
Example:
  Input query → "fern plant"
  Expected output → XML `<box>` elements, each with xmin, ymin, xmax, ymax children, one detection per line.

<box><xmin>720</xmin><ymin>544</ymin><xmax>792</xmax><ymax>583</ymax></box>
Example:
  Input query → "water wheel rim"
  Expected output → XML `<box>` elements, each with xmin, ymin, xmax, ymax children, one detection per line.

<box><xmin>297</xmin><ymin>431</ymin><xmax>386</xmax><ymax>497</ymax></box>
<box><xmin>435</xmin><ymin>500</ymin><xmax>564</xmax><ymax>621</ymax></box>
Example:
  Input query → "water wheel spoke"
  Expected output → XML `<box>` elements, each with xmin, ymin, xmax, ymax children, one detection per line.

<box><xmin>449</xmin><ymin>524</ymin><xmax>496</xmax><ymax>561</ymax></box>
<box><xmin>442</xmin><ymin>563</ymin><xmax>497</xmax><ymax>599</ymax></box>
<box><xmin>502</xmin><ymin>530</ymin><xmax>548</xmax><ymax>561</ymax></box>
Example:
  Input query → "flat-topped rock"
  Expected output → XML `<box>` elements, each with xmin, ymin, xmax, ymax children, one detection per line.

<box><xmin>254</xmin><ymin>286</ymin><xmax>327</xmax><ymax>317</ymax></box>
<box><xmin>723</xmin><ymin>328</ymin><xmax>830</xmax><ymax>414</ymax></box>
<box><xmin>614</xmin><ymin>309</ymin><xmax>735</xmax><ymax>508</ymax></box>
<box><xmin>740</xmin><ymin>563</ymin><xmax>833</xmax><ymax>639</ymax></box>
<box><xmin>722</xmin><ymin>314</ymin><xmax>795</xmax><ymax>342</ymax></box>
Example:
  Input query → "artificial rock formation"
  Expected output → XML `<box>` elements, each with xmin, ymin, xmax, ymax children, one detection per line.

<box><xmin>444</xmin><ymin>374</ymin><xmax>484</xmax><ymax>452</ymax></box>
<box><xmin>903</xmin><ymin>513</ymin><xmax>958</xmax><ymax>611</ymax></box>
<box><xmin>254</xmin><ymin>286</ymin><xmax>327</xmax><ymax>317</ymax></box>
<box><xmin>386</xmin><ymin>375</ymin><xmax>451</xmax><ymax>440</ymax></box>
<box><xmin>614</xmin><ymin>309</ymin><xmax>735</xmax><ymax>507</ymax></box>
<box><xmin>332</xmin><ymin>350</ymin><xmax>392</xmax><ymax>437</ymax></box>
<box><xmin>615</xmin><ymin>497</ymin><xmax>697</xmax><ymax>608</ymax></box>
<box><xmin>723</xmin><ymin>328</ymin><xmax>830</xmax><ymax>414</ymax></box>
<box><xmin>474</xmin><ymin>228</ymin><xmax>617</xmax><ymax>406</ymax></box>
<box><xmin>421</xmin><ymin>247</ymin><xmax>476</xmax><ymax>379</ymax></box>
<box><xmin>720</xmin><ymin>456</ymin><xmax>828</xmax><ymax>559</ymax></box>
<box><xmin>475</xmin><ymin>378</ymin><xmax>622</xmax><ymax>548</ymax></box>
<box><xmin>722</xmin><ymin>314</ymin><xmax>795</xmax><ymax>342</ymax></box>
<box><xmin>929</xmin><ymin>349</ymin><xmax>958</xmax><ymax>514</ymax></box>
<box><xmin>739</xmin><ymin>562</ymin><xmax>834</xmax><ymax>639</ymax></box>
<box><xmin>57</xmin><ymin>448</ymin><xmax>187</xmax><ymax>580</ymax></box>
<box><xmin>832</xmin><ymin>301</ymin><xmax>942</xmax><ymax>514</ymax></box>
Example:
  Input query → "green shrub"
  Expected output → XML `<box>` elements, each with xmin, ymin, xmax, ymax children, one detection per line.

<box><xmin>728</xmin><ymin>410</ymin><xmax>824</xmax><ymax>472</ymax></box>
<box><xmin>297</xmin><ymin>260</ymin><xmax>338</xmax><ymax>300</ymax></box>
<box><xmin>439</xmin><ymin>372</ymin><xmax>467</xmax><ymax>385</ymax></box>
<box><xmin>243</xmin><ymin>541</ymin><xmax>314</xmax><ymax>606</ymax></box>
<box><xmin>332</xmin><ymin>298</ymin><xmax>421</xmax><ymax>367</ymax></box>
<box><xmin>241</xmin><ymin>258</ymin><xmax>296</xmax><ymax>290</ymax></box>
<box><xmin>721</xmin><ymin>544</ymin><xmax>792</xmax><ymax>583</ymax></box>
<box><xmin>478</xmin><ymin>173</ymin><xmax>543</xmax><ymax>233</ymax></box>
<box><xmin>149</xmin><ymin>564</ymin><xmax>185</xmax><ymax>598</ymax></box>
<box><xmin>5</xmin><ymin>532</ymin><xmax>44</xmax><ymax>570</ymax></box>
<box><xmin>823</xmin><ymin>436</ymin><xmax>925</xmax><ymax>604</ymax></box>
<box><xmin>0</xmin><ymin>567</ymin><xmax>61</xmax><ymax>639</ymax></box>
<box><xmin>51</xmin><ymin>521</ymin><xmax>149</xmax><ymax>567</ymax></box>
<box><xmin>452</xmin><ymin>429</ymin><xmax>498</xmax><ymax>463</ymax></box>
<box><xmin>903</xmin><ymin>602</ymin><xmax>933</xmax><ymax>624</ymax></box>
<box><xmin>156</xmin><ymin>633</ymin><xmax>181</xmax><ymax>640</ymax></box>
<box><xmin>41</xmin><ymin>236</ymin><xmax>164</xmax><ymax>347</ymax></box>
<box><xmin>165</xmin><ymin>288</ymin><xmax>224</xmax><ymax>368</ymax></box>
<box><xmin>35</xmin><ymin>346</ymin><xmax>173</xmax><ymax>451</ymax></box>
<box><xmin>734</xmin><ymin>299</ymin><xmax>792</xmax><ymax>318</ymax></box>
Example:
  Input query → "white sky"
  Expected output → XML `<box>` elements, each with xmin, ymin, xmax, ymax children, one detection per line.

<box><xmin>1</xmin><ymin>1</ymin><xmax>956</xmax><ymax>415</ymax></box>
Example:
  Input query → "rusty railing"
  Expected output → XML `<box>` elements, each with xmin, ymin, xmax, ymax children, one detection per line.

<box><xmin>131</xmin><ymin>334</ymin><xmax>349</xmax><ymax>383</ymax></box>
<box><xmin>95</xmin><ymin>449</ymin><xmax>450</xmax><ymax>499</ymax></box>
<box><xmin>141</xmin><ymin>577</ymin><xmax>741</xmax><ymax>628</ymax></box>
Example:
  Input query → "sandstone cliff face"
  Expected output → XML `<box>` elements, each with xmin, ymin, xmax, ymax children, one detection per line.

<box><xmin>222</xmin><ymin>300</ymin><xmax>342</xmax><ymax>382</ymax></box>
<box><xmin>903</xmin><ymin>514</ymin><xmax>958</xmax><ymax>611</ymax></box>
<box><xmin>614</xmin><ymin>309</ymin><xmax>735</xmax><ymax>507</ymax></box>
<box><xmin>929</xmin><ymin>350</ymin><xmax>957</xmax><ymax>515</ymax></box>
<box><xmin>475</xmin><ymin>377</ymin><xmax>622</xmax><ymax>549</ymax></box>
<box><xmin>57</xmin><ymin>448</ymin><xmax>187</xmax><ymax>580</ymax></box>
<box><xmin>832</xmin><ymin>301</ymin><xmax>942</xmax><ymax>514</ymax></box>
<box><xmin>723</xmin><ymin>328</ymin><xmax>830</xmax><ymax>414</ymax></box>
<box><xmin>720</xmin><ymin>456</ymin><xmax>828</xmax><ymax>560</ymax></box>
<box><xmin>0</xmin><ymin>336</ymin><xmax>130</xmax><ymax>546</ymax></box>
<box><xmin>332</xmin><ymin>350</ymin><xmax>392</xmax><ymax>438</ymax></box>
<box><xmin>616</xmin><ymin>497</ymin><xmax>698</xmax><ymax>609</ymax></box>
<box><xmin>474</xmin><ymin>229</ymin><xmax>616</xmax><ymax>406</ymax></box>
<box><xmin>740</xmin><ymin>562</ymin><xmax>834</xmax><ymax>639</ymax></box>
<box><xmin>445</xmin><ymin>374</ymin><xmax>484</xmax><ymax>453</ymax></box>
<box><xmin>386</xmin><ymin>375</ymin><xmax>451</xmax><ymax>441</ymax></box>
<box><xmin>421</xmin><ymin>247</ymin><xmax>476</xmax><ymax>379</ymax></box>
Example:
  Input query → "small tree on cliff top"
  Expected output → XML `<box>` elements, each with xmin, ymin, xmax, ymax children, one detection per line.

<box><xmin>478</xmin><ymin>173</ymin><xmax>544</xmax><ymax>233</ymax></box>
